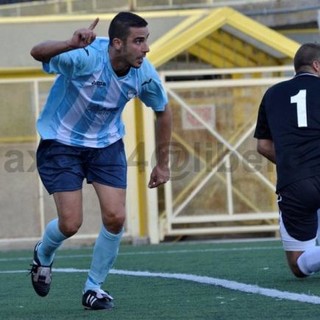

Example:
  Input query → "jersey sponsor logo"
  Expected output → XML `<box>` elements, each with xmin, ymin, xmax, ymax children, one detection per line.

<box><xmin>87</xmin><ymin>104</ymin><xmax>109</xmax><ymax>115</ymax></box>
<box><xmin>91</xmin><ymin>80</ymin><xmax>107</xmax><ymax>87</ymax></box>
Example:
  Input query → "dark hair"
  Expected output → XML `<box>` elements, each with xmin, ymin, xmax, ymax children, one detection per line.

<box><xmin>108</xmin><ymin>12</ymin><xmax>148</xmax><ymax>43</ymax></box>
<box><xmin>294</xmin><ymin>43</ymin><xmax>320</xmax><ymax>72</ymax></box>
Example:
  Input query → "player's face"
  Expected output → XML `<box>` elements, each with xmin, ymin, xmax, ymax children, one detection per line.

<box><xmin>122</xmin><ymin>27</ymin><xmax>150</xmax><ymax>68</ymax></box>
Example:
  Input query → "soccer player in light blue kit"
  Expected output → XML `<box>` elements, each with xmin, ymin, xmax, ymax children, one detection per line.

<box><xmin>29</xmin><ymin>12</ymin><xmax>172</xmax><ymax>310</ymax></box>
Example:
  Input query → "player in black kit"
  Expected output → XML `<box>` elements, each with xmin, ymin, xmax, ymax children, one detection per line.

<box><xmin>254</xmin><ymin>43</ymin><xmax>320</xmax><ymax>278</ymax></box>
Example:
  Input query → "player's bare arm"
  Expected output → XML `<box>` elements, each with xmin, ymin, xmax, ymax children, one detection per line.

<box><xmin>257</xmin><ymin>138</ymin><xmax>276</xmax><ymax>164</ymax></box>
<box><xmin>148</xmin><ymin>105</ymin><xmax>172</xmax><ymax>188</ymax></box>
<box><xmin>30</xmin><ymin>18</ymin><xmax>99</xmax><ymax>63</ymax></box>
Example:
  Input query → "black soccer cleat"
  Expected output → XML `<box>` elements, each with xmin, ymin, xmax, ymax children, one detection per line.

<box><xmin>29</xmin><ymin>241</ymin><xmax>52</xmax><ymax>297</ymax></box>
<box><xmin>82</xmin><ymin>289</ymin><xmax>114</xmax><ymax>310</ymax></box>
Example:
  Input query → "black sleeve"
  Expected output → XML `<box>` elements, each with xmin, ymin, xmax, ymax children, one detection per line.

<box><xmin>254</xmin><ymin>94</ymin><xmax>273</xmax><ymax>140</ymax></box>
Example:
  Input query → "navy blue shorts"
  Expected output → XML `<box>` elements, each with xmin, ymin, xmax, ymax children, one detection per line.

<box><xmin>277</xmin><ymin>176</ymin><xmax>320</xmax><ymax>241</ymax></box>
<box><xmin>37</xmin><ymin>139</ymin><xmax>127</xmax><ymax>194</ymax></box>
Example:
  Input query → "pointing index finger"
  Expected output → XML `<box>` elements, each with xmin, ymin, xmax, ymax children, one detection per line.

<box><xmin>88</xmin><ymin>17</ymin><xmax>99</xmax><ymax>30</ymax></box>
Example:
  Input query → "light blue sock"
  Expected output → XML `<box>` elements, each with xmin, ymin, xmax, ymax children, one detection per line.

<box><xmin>84</xmin><ymin>226</ymin><xmax>123</xmax><ymax>292</ymax></box>
<box><xmin>38</xmin><ymin>218</ymin><xmax>67</xmax><ymax>266</ymax></box>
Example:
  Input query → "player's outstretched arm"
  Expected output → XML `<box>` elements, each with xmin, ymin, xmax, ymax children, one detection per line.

<box><xmin>30</xmin><ymin>18</ymin><xmax>99</xmax><ymax>63</ymax></box>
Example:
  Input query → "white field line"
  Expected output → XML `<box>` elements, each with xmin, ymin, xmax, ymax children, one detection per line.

<box><xmin>1</xmin><ymin>267</ymin><xmax>320</xmax><ymax>305</ymax></box>
<box><xmin>0</xmin><ymin>246</ymin><xmax>282</xmax><ymax>262</ymax></box>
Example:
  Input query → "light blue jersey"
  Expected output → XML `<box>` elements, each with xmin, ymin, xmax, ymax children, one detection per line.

<box><xmin>37</xmin><ymin>37</ymin><xmax>168</xmax><ymax>148</ymax></box>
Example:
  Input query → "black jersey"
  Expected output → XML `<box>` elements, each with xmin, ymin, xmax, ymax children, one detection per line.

<box><xmin>254</xmin><ymin>73</ymin><xmax>320</xmax><ymax>191</ymax></box>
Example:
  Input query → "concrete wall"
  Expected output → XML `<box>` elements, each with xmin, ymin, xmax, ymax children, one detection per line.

<box><xmin>0</xmin><ymin>14</ymin><xmax>185</xmax><ymax>68</ymax></box>
<box><xmin>1</xmin><ymin>0</ymin><xmax>320</xmax><ymax>69</ymax></box>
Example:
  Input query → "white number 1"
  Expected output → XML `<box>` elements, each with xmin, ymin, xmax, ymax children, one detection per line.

<box><xmin>290</xmin><ymin>89</ymin><xmax>307</xmax><ymax>127</ymax></box>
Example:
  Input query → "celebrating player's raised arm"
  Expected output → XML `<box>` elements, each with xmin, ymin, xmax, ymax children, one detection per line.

<box><xmin>30</xmin><ymin>18</ymin><xmax>99</xmax><ymax>63</ymax></box>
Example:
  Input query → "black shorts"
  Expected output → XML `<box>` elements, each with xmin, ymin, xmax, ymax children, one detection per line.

<box><xmin>37</xmin><ymin>139</ymin><xmax>127</xmax><ymax>194</ymax></box>
<box><xmin>277</xmin><ymin>176</ymin><xmax>320</xmax><ymax>242</ymax></box>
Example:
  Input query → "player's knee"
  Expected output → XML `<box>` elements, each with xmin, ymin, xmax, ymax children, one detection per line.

<box><xmin>292</xmin><ymin>269</ymin><xmax>307</xmax><ymax>278</ymax></box>
<box><xmin>103</xmin><ymin>210</ymin><xmax>126</xmax><ymax>233</ymax></box>
<box><xmin>289</xmin><ymin>263</ymin><xmax>308</xmax><ymax>278</ymax></box>
<box><xmin>60</xmin><ymin>220</ymin><xmax>82</xmax><ymax>237</ymax></box>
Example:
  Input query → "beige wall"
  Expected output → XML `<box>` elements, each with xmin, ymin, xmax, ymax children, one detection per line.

<box><xmin>0</xmin><ymin>14</ymin><xmax>184</xmax><ymax>68</ymax></box>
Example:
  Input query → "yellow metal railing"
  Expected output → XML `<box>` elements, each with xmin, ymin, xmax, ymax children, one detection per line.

<box><xmin>0</xmin><ymin>67</ymin><xmax>50</xmax><ymax>79</ymax></box>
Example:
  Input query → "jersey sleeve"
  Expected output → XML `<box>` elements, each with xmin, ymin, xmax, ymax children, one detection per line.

<box><xmin>42</xmin><ymin>44</ymin><xmax>104</xmax><ymax>78</ymax></box>
<box><xmin>138</xmin><ymin>61</ymin><xmax>168</xmax><ymax>111</ymax></box>
<box><xmin>254</xmin><ymin>94</ymin><xmax>273</xmax><ymax>140</ymax></box>
<box><xmin>42</xmin><ymin>37</ymin><xmax>108</xmax><ymax>77</ymax></box>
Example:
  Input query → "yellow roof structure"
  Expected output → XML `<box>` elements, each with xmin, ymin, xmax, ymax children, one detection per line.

<box><xmin>148</xmin><ymin>7</ymin><xmax>300</xmax><ymax>68</ymax></box>
<box><xmin>0</xmin><ymin>7</ymin><xmax>300</xmax><ymax>78</ymax></box>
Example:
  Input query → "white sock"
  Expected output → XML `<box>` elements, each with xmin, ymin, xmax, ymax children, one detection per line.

<box><xmin>297</xmin><ymin>247</ymin><xmax>320</xmax><ymax>275</ymax></box>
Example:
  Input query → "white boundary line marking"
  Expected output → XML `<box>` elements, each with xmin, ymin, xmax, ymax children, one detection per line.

<box><xmin>2</xmin><ymin>267</ymin><xmax>320</xmax><ymax>305</ymax></box>
<box><xmin>0</xmin><ymin>246</ymin><xmax>282</xmax><ymax>262</ymax></box>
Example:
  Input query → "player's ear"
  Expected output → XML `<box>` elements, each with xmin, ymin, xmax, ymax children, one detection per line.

<box><xmin>312</xmin><ymin>59</ymin><xmax>320</xmax><ymax>72</ymax></box>
<box><xmin>112</xmin><ymin>38</ymin><xmax>123</xmax><ymax>50</ymax></box>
